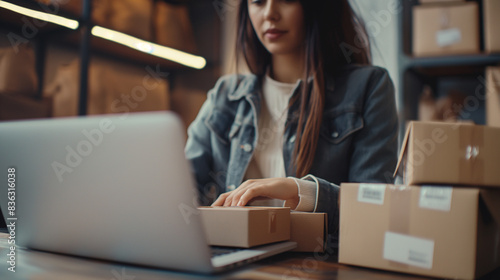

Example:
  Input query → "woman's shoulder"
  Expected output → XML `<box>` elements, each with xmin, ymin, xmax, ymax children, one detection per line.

<box><xmin>336</xmin><ymin>64</ymin><xmax>390</xmax><ymax>81</ymax></box>
<box><xmin>327</xmin><ymin>64</ymin><xmax>393</xmax><ymax>94</ymax></box>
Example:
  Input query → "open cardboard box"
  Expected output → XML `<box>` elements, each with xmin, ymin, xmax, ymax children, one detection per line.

<box><xmin>199</xmin><ymin>207</ymin><xmax>290</xmax><ymax>248</ymax></box>
<box><xmin>394</xmin><ymin>121</ymin><xmax>500</xmax><ymax>187</ymax></box>
<box><xmin>339</xmin><ymin>183</ymin><xmax>500</xmax><ymax>280</ymax></box>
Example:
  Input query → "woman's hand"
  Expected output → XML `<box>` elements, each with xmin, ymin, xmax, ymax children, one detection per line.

<box><xmin>211</xmin><ymin>178</ymin><xmax>299</xmax><ymax>208</ymax></box>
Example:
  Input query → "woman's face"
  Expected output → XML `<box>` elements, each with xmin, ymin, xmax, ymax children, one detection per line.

<box><xmin>247</xmin><ymin>0</ymin><xmax>306</xmax><ymax>57</ymax></box>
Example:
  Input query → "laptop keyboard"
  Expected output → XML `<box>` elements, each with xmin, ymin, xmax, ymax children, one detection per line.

<box><xmin>210</xmin><ymin>246</ymin><xmax>244</xmax><ymax>257</ymax></box>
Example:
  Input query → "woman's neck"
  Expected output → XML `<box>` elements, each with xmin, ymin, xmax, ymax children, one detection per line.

<box><xmin>270</xmin><ymin>52</ymin><xmax>305</xmax><ymax>84</ymax></box>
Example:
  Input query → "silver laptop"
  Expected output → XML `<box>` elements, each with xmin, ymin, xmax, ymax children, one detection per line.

<box><xmin>0</xmin><ymin>112</ymin><xmax>296</xmax><ymax>274</ymax></box>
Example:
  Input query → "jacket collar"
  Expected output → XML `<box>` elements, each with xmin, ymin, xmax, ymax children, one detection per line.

<box><xmin>228</xmin><ymin>74</ymin><xmax>260</xmax><ymax>101</ymax></box>
<box><xmin>227</xmin><ymin>72</ymin><xmax>335</xmax><ymax>101</ymax></box>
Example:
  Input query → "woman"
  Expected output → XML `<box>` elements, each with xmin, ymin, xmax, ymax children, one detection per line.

<box><xmin>185</xmin><ymin>0</ymin><xmax>398</xmax><ymax>247</ymax></box>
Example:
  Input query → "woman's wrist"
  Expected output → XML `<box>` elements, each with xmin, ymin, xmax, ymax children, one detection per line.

<box><xmin>284</xmin><ymin>177</ymin><xmax>300</xmax><ymax>209</ymax></box>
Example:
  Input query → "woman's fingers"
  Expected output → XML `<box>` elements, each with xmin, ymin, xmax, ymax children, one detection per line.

<box><xmin>211</xmin><ymin>178</ymin><xmax>299</xmax><ymax>207</ymax></box>
<box><xmin>227</xmin><ymin>180</ymin><xmax>257</xmax><ymax>206</ymax></box>
<box><xmin>211</xmin><ymin>192</ymin><xmax>230</xmax><ymax>206</ymax></box>
<box><xmin>237</xmin><ymin>186</ymin><xmax>264</xmax><ymax>206</ymax></box>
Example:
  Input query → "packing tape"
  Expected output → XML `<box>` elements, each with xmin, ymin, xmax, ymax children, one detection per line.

<box><xmin>387</xmin><ymin>185</ymin><xmax>412</xmax><ymax>269</ymax></box>
<box><xmin>459</xmin><ymin>125</ymin><xmax>484</xmax><ymax>185</ymax></box>
<box><xmin>268</xmin><ymin>211</ymin><xmax>276</xmax><ymax>234</ymax></box>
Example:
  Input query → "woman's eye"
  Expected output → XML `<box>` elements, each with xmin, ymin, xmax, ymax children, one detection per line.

<box><xmin>250</xmin><ymin>0</ymin><xmax>263</xmax><ymax>4</ymax></box>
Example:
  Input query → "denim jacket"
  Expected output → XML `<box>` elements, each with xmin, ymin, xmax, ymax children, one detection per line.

<box><xmin>185</xmin><ymin>65</ymin><xmax>399</xmax><ymax>246</ymax></box>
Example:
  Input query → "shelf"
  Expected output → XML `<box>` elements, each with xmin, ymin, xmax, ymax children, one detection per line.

<box><xmin>395</xmin><ymin>0</ymin><xmax>500</xmax><ymax>141</ymax></box>
<box><xmin>57</xmin><ymin>32</ymin><xmax>198</xmax><ymax>70</ymax></box>
<box><xmin>0</xmin><ymin>0</ymin><xmax>206</xmax><ymax>71</ymax></box>
<box><xmin>0</xmin><ymin>4</ymin><xmax>67</xmax><ymax>36</ymax></box>
<box><xmin>402</xmin><ymin>53</ymin><xmax>500</xmax><ymax>69</ymax></box>
<box><xmin>1</xmin><ymin>0</ymin><xmax>81</xmax><ymax>18</ymax></box>
<box><xmin>1</xmin><ymin>0</ymin><xmax>209</xmax><ymax>117</ymax></box>
<box><xmin>0</xmin><ymin>0</ymin><xmax>81</xmax><ymax>34</ymax></box>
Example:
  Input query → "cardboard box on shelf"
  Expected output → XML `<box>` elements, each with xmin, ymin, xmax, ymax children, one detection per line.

<box><xmin>484</xmin><ymin>0</ymin><xmax>500</xmax><ymax>53</ymax></box>
<box><xmin>0</xmin><ymin>93</ymin><xmax>52</xmax><ymax>121</ymax></box>
<box><xmin>394</xmin><ymin>121</ymin><xmax>500</xmax><ymax>187</ymax></box>
<box><xmin>44</xmin><ymin>59</ymin><xmax>169</xmax><ymax>117</ymax></box>
<box><xmin>412</xmin><ymin>2</ymin><xmax>479</xmax><ymax>56</ymax></box>
<box><xmin>289</xmin><ymin>212</ymin><xmax>327</xmax><ymax>253</ymax></box>
<box><xmin>419</xmin><ymin>0</ymin><xmax>464</xmax><ymax>3</ymax></box>
<box><xmin>110</xmin><ymin>0</ymin><xmax>153</xmax><ymax>41</ymax></box>
<box><xmin>339</xmin><ymin>183</ymin><xmax>500</xmax><ymax>280</ymax></box>
<box><xmin>154</xmin><ymin>1</ymin><xmax>197</xmax><ymax>54</ymax></box>
<box><xmin>487</xmin><ymin>67</ymin><xmax>500</xmax><ymax>127</ymax></box>
<box><xmin>199</xmin><ymin>207</ymin><xmax>290</xmax><ymax>248</ymax></box>
<box><xmin>0</xmin><ymin>46</ymin><xmax>38</xmax><ymax>97</ymax></box>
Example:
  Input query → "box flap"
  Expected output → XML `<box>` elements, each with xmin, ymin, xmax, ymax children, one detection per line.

<box><xmin>393</xmin><ymin>122</ymin><xmax>413</xmax><ymax>178</ymax></box>
<box><xmin>480</xmin><ymin>189</ymin><xmax>500</xmax><ymax>224</ymax></box>
<box><xmin>488</xmin><ymin>67</ymin><xmax>500</xmax><ymax>92</ymax></box>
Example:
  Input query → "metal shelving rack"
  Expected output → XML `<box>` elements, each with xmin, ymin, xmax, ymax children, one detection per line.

<box><xmin>0</xmin><ymin>0</ymin><xmax>201</xmax><ymax>116</ymax></box>
<box><xmin>396</xmin><ymin>0</ymin><xmax>500</xmax><ymax>140</ymax></box>
<box><xmin>0</xmin><ymin>0</ymin><xmax>208</xmax><ymax>230</ymax></box>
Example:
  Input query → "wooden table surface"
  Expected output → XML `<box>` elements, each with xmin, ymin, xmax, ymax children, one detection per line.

<box><xmin>1</xmin><ymin>233</ymin><xmax>499</xmax><ymax>280</ymax></box>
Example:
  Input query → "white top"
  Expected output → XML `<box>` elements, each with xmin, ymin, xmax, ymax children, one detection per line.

<box><xmin>243</xmin><ymin>73</ymin><xmax>317</xmax><ymax>211</ymax></box>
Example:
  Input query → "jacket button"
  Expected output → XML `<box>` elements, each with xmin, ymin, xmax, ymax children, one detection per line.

<box><xmin>332</xmin><ymin>131</ymin><xmax>339</xmax><ymax>138</ymax></box>
<box><xmin>242</xmin><ymin>143</ymin><xmax>252</xmax><ymax>152</ymax></box>
<box><xmin>227</xmin><ymin>184</ymin><xmax>236</xmax><ymax>191</ymax></box>
<box><xmin>289</xmin><ymin>135</ymin><xmax>296</xmax><ymax>143</ymax></box>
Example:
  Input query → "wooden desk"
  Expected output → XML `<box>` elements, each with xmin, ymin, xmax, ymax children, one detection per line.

<box><xmin>1</xmin><ymin>233</ymin><xmax>499</xmax><ymax>280</ymax></box>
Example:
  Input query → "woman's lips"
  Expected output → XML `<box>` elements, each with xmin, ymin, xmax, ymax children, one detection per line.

<box><xmin>264</xmin><ymin>29</ymin><xmax>287</xmax><ymax>40</ymax></box>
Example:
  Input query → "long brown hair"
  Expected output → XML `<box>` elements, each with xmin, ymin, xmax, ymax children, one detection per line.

<box><xmin>236</xmin><ymin>0</ymin><xmax>371</xmax><ymax>177</ymax></box>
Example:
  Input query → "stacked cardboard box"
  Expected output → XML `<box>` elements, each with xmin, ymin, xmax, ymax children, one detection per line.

<box><xmin>339</xmin><ymin>122</ymin><xmax>500</xmax><ymax>279</ymax></box>
<box><xmin>413</xmin><ymin>1</ymin><xmax>479</xmax><ymax>56</ymax></box>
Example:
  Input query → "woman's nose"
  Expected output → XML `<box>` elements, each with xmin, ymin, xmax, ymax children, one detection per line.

<box><xmin>263</xmin><ymin>0</ymin><xmax>280</xmax><ymax>21</ymax></box>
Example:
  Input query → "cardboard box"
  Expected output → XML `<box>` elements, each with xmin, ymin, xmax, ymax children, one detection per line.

<box><xmin>394</xmin><ymin>121</ymin><xmax>500</xmax><ymax>187</ymax></box>
<box><xmin>412</xmin><ymin>2</ymin><xmax>479</xmax><ymax>56</ymax></box>
<box><xmin>289</xmin><ymin>212</ymin><xmax>327</xmax><ymax>253</ymax></box>
<box><xmin>339</xmin><ymin>183</ymin><xmax>500</xmax><ymax>280</ymax></box>
<box><xmin>487</xmin><ymin>67</ymin><xmax>500</xmax><ymax>128</ymax></box>
<box><xmin>0</xmin><ymin>93</ymin><xmax>52</xmax><ymax>121</ymax></box>
<box><xmin>199</xmin><ymin>207</ymin><xmax>290</xmax><ymax>248</ymax></box>
<box><xmin>484</xmin><ymin>0</ymin><xmax>500</xmax><ymax>53</ymax></box>
<box><xmin>419</xmin><ymin>0</ymin><xmax>464</xmax><ymax>3</ymax></box>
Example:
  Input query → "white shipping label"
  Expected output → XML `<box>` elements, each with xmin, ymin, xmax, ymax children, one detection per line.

<box><xmin>383</xmin><ymin>232</ymin><xmax>434</xmax><ymax>269</ymax></box>
<box><xmin>436</xmin><ymin>28</ymin><xmax>462</xmax><ymax>47</ymax></box>
<box><xmin>419</xmin><ymin>186</ymin><xmax>453</xmax><ymax>211</ymax></box>
<box><xmin>357</xmin><ymin>184</ymin><xmax>386</xmax><ymax>205</ymax></box>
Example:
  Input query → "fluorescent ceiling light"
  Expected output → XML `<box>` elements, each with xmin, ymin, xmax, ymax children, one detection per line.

<box><xmin>92</xmin><ymin>26</ymin><xmax>206</xmax><ymax>70</ymax></box>
<box><xmin>0</xmin><ymin>1</ymin><xmax>79</xmax><ymax>30</ymax></box>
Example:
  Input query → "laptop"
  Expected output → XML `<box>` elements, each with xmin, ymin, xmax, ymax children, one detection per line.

<box><xmin>0</xmin><ymin>112</ymin><xmax>296</xmax><ymax>274</ymax></box>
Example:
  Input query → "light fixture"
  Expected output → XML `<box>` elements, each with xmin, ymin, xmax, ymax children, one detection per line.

<box><xmin>91</xmin><ymin>26</ymin><xmax>206</xmax><ymax>70</ymax></box>
<box><xmin>0</xmin><ymin>1</ymin><xmax>79</xmax><ymax>30</ymax></box>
